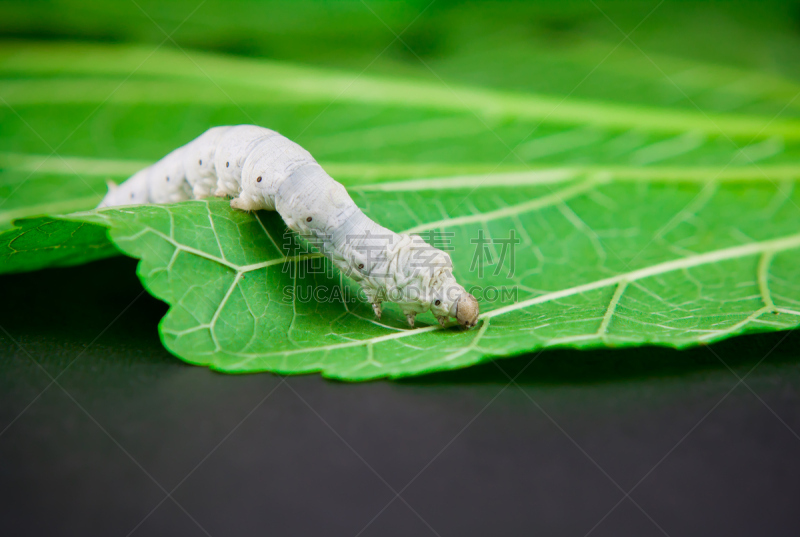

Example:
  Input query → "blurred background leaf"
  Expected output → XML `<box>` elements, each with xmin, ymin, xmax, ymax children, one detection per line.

<box><xmin>3</xmin><ymin>0</ymin><xmax>800</xmax><ymax>229</ymax></box>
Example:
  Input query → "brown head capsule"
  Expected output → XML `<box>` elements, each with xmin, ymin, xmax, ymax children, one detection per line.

<box><xmin>455</xmin><ymin>292</ymin><xmax>480</xmax><ymax>328</ymax></box>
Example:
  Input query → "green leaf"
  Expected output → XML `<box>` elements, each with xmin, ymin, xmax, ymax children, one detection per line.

<box><xmin>3</xmin><ymin>40</ymin><xmax>800</xmax><ymax>379</ymax></box>
<box><xmin>50</xmin><ymin>167</ymin><xmax>800</xmax><ymax>380</ymax></box>
<box><xmin>0</xmin><ymin>217</ymin><xmax>118</xmax><ymax>274</ymax></box>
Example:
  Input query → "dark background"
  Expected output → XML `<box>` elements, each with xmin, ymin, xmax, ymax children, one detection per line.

<box><xmin>2</xmin><ymin>258</ymin><xmax>799</xmax><ymax>536</ymax></box>
<box><xmin>2</xmin><ymin>1</ymin><xmax>800</xmax><ymax>535</ymax></box>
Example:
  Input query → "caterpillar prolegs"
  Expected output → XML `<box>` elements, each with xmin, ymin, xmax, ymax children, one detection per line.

<box><xmin>99</xmin><ymin>125</ymin><xmax>480</xmax><ymax>328</ymax></box>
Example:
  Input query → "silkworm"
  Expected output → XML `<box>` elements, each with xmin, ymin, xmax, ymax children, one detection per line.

<box><xmin>99</xmin><ymin>124</ymin><xmax>479</xmax><ymax>328</ymax></box>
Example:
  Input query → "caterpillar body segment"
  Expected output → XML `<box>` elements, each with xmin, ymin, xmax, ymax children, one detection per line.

<box><xmin>232</xmin><ymin>131</ymin><xmax>317</xmax><ymax>212</ymax></box>
<box><xmin>100</xmin><ymin>169</ymin><xmax>149</xmax><ymax>207</ymax></box>
<box><xmin>148</xmin><ymin>147</ymin><xmax>192</xmax><ymax>204</ymax></box>
<box><xmin>183</xmin><ymin>126</ymin><xmax>232</xmax><ymax>199</ymax></box>
<box><xmin>97</xmin><ymin>125</ymin><xmax>480</xmax><ymax>328</ymax></box>
<box><xmin>213</xmin><ymin>125</ymin><xmax>276</xmax><ymax>199</ymax></box>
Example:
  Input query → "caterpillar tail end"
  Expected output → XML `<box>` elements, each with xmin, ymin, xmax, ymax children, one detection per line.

<box><xmin>96</xmin><ymin>180</ymin><xmax>118</xmax><ymax>208</ymax></box>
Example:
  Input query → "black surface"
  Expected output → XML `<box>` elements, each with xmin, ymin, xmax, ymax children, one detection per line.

<box><xmin>1</xmin><ymin>256</ymin><xmax>799</xmax><ymax>536</ymax></box>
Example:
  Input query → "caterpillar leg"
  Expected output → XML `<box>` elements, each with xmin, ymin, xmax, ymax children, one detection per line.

<box><xmin>230</xmin><ymin>196</ymin><xmax>262</xmax><ymax>212</ymax></box>
<box><xmin>193</xmin><ymin>186</ymin><xmax>212</xmax><ymax>199</ymax></box>
<box><xmin>215</xmin><ymin>180</ymin><xmax>241</xmax><ymax>199</ymax></box>
<box><xmin>371</xmin><ymin>302</ymin><xmax>382</xmax><ymax>320</ymax></box>
<box><xmin>405</xmin><ymin>313</ymin><xmax>416</xmax><ymax>327</ymax></box>
<box><xmin>436</xmin><ymin>315</ymin><xmax>448</xmax><ymax>327</ymax></box>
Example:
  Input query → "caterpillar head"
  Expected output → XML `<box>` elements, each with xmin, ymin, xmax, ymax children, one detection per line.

<box><xmin>430</xmin><ymin>282</ymin><xmax>480</xmax><ymax>328</ymax></box>
<box><xmin>452</xmin><ymin>292</ymin><xmax>480</xmax><ymax>328</ymax></box>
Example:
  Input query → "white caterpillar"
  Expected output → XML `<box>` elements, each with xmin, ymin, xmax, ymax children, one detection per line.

<box><xmin>99</xmin><ymin>125</ymin><xmax>479</xmax><ymax>328</ymax></box>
